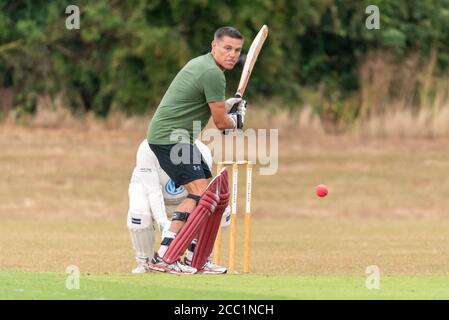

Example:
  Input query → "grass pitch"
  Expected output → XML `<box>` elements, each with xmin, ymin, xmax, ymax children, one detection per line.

<box><xmin>2</xmin><ymin>272</ymin><xmax>449</xmax><ymax>300</ymax></box>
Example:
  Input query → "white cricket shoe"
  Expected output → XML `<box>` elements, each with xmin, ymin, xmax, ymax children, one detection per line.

<box><xmin>184</xmin><ymin>257</ymin><xmax>227</xmax><ymax>274</ymax></box>
<box><xmin>132</xmin><ymin>263</ymin><xmax>150</xmax><ymax>274</ymax></box>
<box><xmin>148</xmin><ymin>253</ymin><xmax>197</xmax><ymax>275</ymax></box>
<box><xmin>198</xmin><ymin>261</ymin><xmax>228</xmax><ymax>274</ymax></box>
<box><xmin>131</xmin><ymin>258</ymin><xmax>150</xmax><ymax>274</ymax></box>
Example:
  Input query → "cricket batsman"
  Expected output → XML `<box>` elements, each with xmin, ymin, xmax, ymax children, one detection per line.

<box><xmin>127</xmin><ymin>139</ymin><xmax>230</xmax><ymax>274</ymax></box>
<box><xmin>146</xmin><ymin>26</ymin><xmax>246</xmax><ymax>274</ymax></box>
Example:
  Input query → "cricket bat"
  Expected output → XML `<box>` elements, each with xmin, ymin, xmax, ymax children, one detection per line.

<box><xmin>230</xmin><ymin>25</ymin><xmax>269</xmax><ymax>129</ymax></box>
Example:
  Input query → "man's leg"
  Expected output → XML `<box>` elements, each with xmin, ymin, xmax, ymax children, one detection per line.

<box><xmin>127</xmin><ymin>182</ymin><xmax>153</xmax><ymax>273</ymax></box>
<box><xmin>162</xmin><ymin>168</ymin><xmax>229</xmax><ymax>269</ymax></box>
<box><xmin>185</xmin><ymin>207</ymin><xmax>231</xmax><ymax>274</ymax></box>
<box><xmin>191</xmin><ymin>168</ymin><xmax>229</xmax><ymax>271</ymax></box>
<box><xmin>156</xmin><ymin>178</ymin><xmax>210</xmax><ymax>258</ymax></box>
<box><xmin>168</xmin><ymin>178</ymin><xmax>210</xmax><ymax>232</ymax></box>
<box><xmin>160</xmin><ymin>174</ymin><xmax>222</xmax><ymax>265</ymax></box>
<box><xmin>148</xmin><ymin>143</ymin><xmax>213</xmax><ymax>274</ymax></box>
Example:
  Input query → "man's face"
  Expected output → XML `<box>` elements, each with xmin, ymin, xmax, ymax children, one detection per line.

<box><xmin>211</xmin><ymin>36</ymin><xmax>243</xmax><ymax>70</ymax></box>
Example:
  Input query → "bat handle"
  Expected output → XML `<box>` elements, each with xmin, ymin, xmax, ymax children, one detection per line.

<box><xmin>234</xmin><ymin>93</ymin><xmax>243</xmax><ymax>130</ymax></box>
<box><xmin>236</xmin><ymin>114</ymin><xmax>243</xmax><ymax>129</ymax></box>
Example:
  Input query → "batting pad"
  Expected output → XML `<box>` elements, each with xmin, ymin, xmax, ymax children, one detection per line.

<box><xmin>162</xmin><ymin>174</ymin><xmax>222</xmax><ymax>264</ymax></box>
<box><xmin>191</xmin><ymin>169</ymin><xmax>230</xmax><ymax>269</ymax></box>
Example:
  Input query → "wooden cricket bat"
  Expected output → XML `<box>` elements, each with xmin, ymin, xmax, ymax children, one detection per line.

<box><xmin>230</xmin><ymin>25</ymin><xmax>269</xmax><ymax>129</ymax></box>
<box><xmin>236</xmin><ymin>25</ymin><xmax>269</xmax><ymax>98</ymax></box>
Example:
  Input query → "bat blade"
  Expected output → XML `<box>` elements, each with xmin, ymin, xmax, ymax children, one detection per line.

<box><xmin>236</xmin><ymin>25</ymin><xmax>269</xmax><ymax>97</ymax></box>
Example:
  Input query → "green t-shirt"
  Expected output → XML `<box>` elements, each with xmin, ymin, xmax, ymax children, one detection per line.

<box><xmin>147</xmin><ymin>52</ymin><xmax>226</xmax><ymax>144</ymax></box>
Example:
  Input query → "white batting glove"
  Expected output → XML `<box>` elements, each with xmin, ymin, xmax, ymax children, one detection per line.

<box><xmin>225</xmin><ymin>97</ymin><xmax>242</xmax><ymax>113</ymax></box>
<box><xmin>237</xmin><ymin>100</ymin><xmax>246</xmax><ymax>117</ymax></box>
<box><xmin>228</xmin><ymin>114</ymin><xmax>237</xmax><ymax>129</ymax></box>
<box><xmin>224</xmin><ymin>99</ymin><xmax>247</xmax><ymax>132</ymax></box>
<box><xmin>228</xmin><ymin>110</ymin><xmax>245</xmax><ymax>129</ymax></box>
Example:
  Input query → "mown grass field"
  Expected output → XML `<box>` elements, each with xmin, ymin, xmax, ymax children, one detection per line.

<box><xmin>2</xmin><ymin>272</ymin><xmax>449</xmax><ymax>300</ymax></box>
<box><xmin>1</xmin><ymin>122</ymin><xmax>449</xmax><ymax>299</ymax></box>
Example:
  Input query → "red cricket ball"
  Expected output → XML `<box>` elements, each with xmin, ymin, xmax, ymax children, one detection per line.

<box><xmin>316</xmin><ymin>184</ymin><xmax>328</xmax><ymax>197</ymax></box>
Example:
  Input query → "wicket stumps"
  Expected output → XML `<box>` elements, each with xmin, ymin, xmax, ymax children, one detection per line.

<box><xmin>213</xmin><ymin>160</ymin><xmax>253</xmax><ymax>273</ymax></box>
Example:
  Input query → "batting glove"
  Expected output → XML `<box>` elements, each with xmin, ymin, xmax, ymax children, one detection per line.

<box><xmin>225</xmin><ymin>97</ymin><xmax>243</xmax><ymax>113</ymax></box>
<box><xmin>237</xmin><ymin>100</ymin><xmax>246</xmax><ymax>117</ymax></box>
<box><xmin>229</xmin><ymin>101</ymin><xmax>246</xmax><ymax>130</ymax></box>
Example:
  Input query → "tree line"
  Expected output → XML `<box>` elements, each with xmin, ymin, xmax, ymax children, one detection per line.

<box><xmin>1</xmin><ymin>0</ymin><xmax>449</xmax><ymax>126</ymax></box>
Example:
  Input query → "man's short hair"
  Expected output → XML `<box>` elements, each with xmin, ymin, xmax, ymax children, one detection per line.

<box><xmin>214</xmin><ymin>27</ymin><xmax>243</xmax><ymax>41</ymax></box>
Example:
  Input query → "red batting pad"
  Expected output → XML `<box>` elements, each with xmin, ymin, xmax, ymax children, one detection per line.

<box><xmin>191</xmin><ymin>169</ymin><xmax>230</xmax><ymax>269</ymax></box>
<box><xmin>162</xmin><ymin>175</ymin><xmax>221</xmax><ymax>264</ymax></box>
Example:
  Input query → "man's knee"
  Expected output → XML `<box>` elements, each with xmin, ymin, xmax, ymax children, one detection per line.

<box><xmin>184</xmin><ymin>179</ymin><xmax>209</xmax><ymax>207</ymax></box>
<box><xmin>185</xmin><ymin>178</ymin><xmax>209</xmax><ymax>195</ymax></box>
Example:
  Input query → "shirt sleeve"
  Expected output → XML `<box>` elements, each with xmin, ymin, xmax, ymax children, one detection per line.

<box><xmin>199</xmin><ymin>68</ymin><xmax>226</xmax><ymax>103</ymax></box>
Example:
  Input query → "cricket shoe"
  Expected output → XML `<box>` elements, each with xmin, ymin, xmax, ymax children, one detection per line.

<box><xmin>131</xmin><ymin>257</ymin><xmax>151</xmax><ymax>273</ymax></box>
<box><xmin>184</xmin><ymin>258</ymin><xmax>227</xmax><ymax>274</ymax></box>
<box><xmin>148</xmin><ymin>253</ymin><xmax>197</xmax><ymax>275</ymax></box>
<box><xmin>132</xmin><ymin>262</ymin><xmax>150</xmax><ymax>274</ymax></box>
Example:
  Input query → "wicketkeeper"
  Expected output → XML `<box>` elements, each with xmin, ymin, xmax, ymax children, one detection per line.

<box><xmin>127</xmin><ymin>139</ymin><xmax>230</xmax><ymax>274</ymax></box>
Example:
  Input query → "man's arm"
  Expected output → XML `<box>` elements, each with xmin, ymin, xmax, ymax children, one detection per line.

<box><xmin>209</xmin><ymin>101</ymin><xmax>237</xmax><ymax>130</ymax></box>
<box><xmin>145</xmin><ymin>176</ymin><xmax>170</xmax><ymax>234</ymax></box>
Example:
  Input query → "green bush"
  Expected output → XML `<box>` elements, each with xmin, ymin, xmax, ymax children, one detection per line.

<box><xmin>1</xmin><ymin>0</ymin><xmax>449</xmax><ymax>125</ymax></box>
